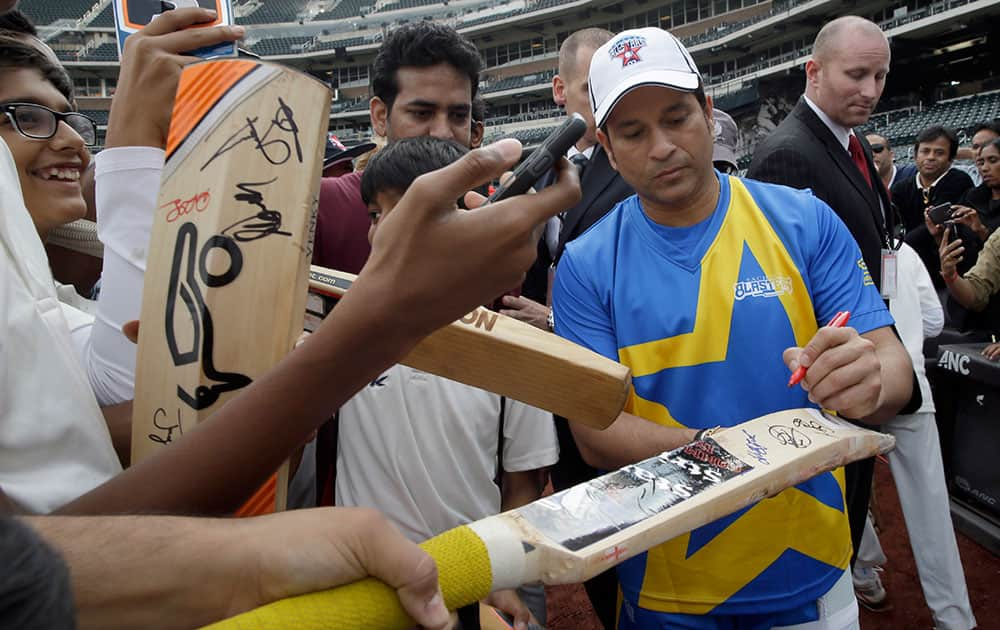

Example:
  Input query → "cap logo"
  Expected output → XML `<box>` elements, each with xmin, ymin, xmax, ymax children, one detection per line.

<box><xmin>609</xmin><ymin>34</ymin><xmax>646</xmax><ymax>68</ymax></box>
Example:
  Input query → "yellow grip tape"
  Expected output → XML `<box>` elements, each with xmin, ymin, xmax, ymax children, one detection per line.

<box><xmin>203</xmin><ymin>524</ymin><xmax>494</xmax><ymax>629</ymax></box>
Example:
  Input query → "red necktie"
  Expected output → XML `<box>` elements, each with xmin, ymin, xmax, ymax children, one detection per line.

<box><xmin>848</xmin><ymin>134</ymin><xmax>873</xmax><ymax>189</ymax></box>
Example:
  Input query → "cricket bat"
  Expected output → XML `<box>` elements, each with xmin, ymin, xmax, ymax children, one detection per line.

<box><xmin>307</xmin><ymin>265</ymin><xmax>632</xmax><ymax>429</ymax></box>
<box><xmin>205</xmin><ymin>408</ymin><xmax>893</xmax><ymax>629</ymax></box>
<box><xmin>130</xmin><ymin>59</ymin><xmax>330</xmax><ymax>514</ymax></box>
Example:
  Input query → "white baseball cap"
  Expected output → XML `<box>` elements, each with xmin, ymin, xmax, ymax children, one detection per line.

<box><xmin>589</xmin><ymin>28</ymin><xmax>702</xmax><ymax>129</ymax></box>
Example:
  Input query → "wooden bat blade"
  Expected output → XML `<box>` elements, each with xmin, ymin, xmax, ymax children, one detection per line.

<box><xmin>307</xmin><ymin>265</ymin><xmax>632</xmax><ymax>429</ymax></box>
<box><xmin>204</xmin><ymin>408</ymin><xmax>894</xmax><ymax>629</ymax></box>
<box><xmin>131</xmin><ymin>59</ymin><xmax>330</xmax><ymax>514</ymax></box>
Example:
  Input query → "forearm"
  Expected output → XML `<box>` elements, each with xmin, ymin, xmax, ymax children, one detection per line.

<box><xmin>946</xmin><ymin>275</ymin><xmax>986</xmax><ymax>311</ymax></box>
<box><xmin>25</xmin><ymin>515</ymin><xmax>251</xmax><ymax>630</ymax></box>
<box><xmin>500</xmin><ymin>469</ymin><xmax>547</xmax><ymax>511</ymax></box>
<box><xmin>864</xmin><ymin>340</ymin><xmax>914</xmax><ymax>423</ymax></box>
<box><xmin>85</xmin><ymin>147</ymin><xmax>164</xmax><ymax>405</ymax></box>
<box><xmin>58</xmin><ymin>278</ymin><xmax>421</xmax><ymax>515</ymax></box>
<box><xmin>571</xmin><ymin>411</ymin><xmax>696</xmax><ymax>470</ymax></box>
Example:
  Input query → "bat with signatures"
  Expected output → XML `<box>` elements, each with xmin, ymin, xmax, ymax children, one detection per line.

<box><xmin>205</xmin><ymin>408</ymin><xmax>894</xmax><ymax>629</ymax></box>
<box><xmin>306</xmin><ymin>265</ymin><xmax>632</xmax><ymax>429</ymax></box>
<box><xmin>130</xmin><ymin>59</ymin><xmax>330</xmax><ymax>515</ymax></box>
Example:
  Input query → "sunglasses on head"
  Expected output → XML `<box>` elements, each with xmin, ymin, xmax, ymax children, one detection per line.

<box><xmin>870</xmin><ymin>144</ymin><xmax>886</xmax><ymax>153</ymax></box>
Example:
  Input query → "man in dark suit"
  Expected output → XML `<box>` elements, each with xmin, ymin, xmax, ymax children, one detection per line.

<box><xmin>510</xmin><ymin>28</ymin><xmax>633</xmax><ymax>325</ymax></box>
<box><xmin>748</xmin><ymin>15</ymin><xmax>917</xmax><ymax>609</ymax></box>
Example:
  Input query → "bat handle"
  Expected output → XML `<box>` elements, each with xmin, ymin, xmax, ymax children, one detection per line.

<box><xmin>201</xmin><ymin>525</ymin><xmax>494</xmax><ymax>630</ymax></box>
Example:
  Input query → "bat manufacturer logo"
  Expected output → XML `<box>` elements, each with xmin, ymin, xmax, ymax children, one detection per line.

<box><xmin>460</xmin><ymin>308</ymin><xmax>499</xmax><ymax>332</ymax></box>
<box><xmin>165</xmin><ymin>222</ymin><xmax>252</xmax><ymax>410</ymax></box>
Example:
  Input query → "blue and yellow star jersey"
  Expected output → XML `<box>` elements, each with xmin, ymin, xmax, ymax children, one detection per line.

<box><xmin>552</xmin><ymin>173</ymin><xmax>893</xmax><ymax>617</ymax></box>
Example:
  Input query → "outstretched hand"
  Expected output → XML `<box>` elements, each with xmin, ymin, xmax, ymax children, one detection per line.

<box><xmin>352</xmin><ymin>139</ymin><xmax>580</xmax><ymax>344</ymax></box>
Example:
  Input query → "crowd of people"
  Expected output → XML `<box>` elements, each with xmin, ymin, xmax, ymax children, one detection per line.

<box><xmin>0</xmin><ymin>1</ymin><xmax>995</xmax><ymax>628</ymax></box>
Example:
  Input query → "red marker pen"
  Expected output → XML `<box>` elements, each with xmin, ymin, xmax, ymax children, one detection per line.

<box><xmin>787</xmin><ymin>311</ymin><xmax>851</xmax><ymax>388</ymax></box>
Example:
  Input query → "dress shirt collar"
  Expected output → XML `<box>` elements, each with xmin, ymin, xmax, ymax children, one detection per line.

<box><xmin>916</xmin><ymin>167</ymin><xmax>952</xmax><ymax>192</ymax></box>
<box><xmin>567</xmin><ymin>144</ymin><xmax>595</xmax><ymax>160</ymax></box>
<box><xmin>803</xmin><ymin>95</ymin><xmax>853</xmax><ymax>152</ymax></box>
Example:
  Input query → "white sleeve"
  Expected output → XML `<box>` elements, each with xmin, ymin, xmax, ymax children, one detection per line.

<box><xmin>500</xmin><ymin>399</ymin><xmax>559</xmax><ymax>473</ymax></box>
<box><xmin>903</xmin><ymin>243</ymin><xmax>944</xmax><ymax>339</ymax></box>
<box><xmin>77</xmin><ymin>147</ymin><xmax>164</xmax><ymax>406</ymax></box>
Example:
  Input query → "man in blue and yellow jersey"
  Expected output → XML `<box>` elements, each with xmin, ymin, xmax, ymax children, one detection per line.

<box><xmin>551</xmin><ymin>27</ymin><xmax>914</xmax><ymax>629</ymax></box>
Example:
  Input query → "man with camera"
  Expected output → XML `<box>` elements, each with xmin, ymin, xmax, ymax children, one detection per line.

<box><xmin>894</xmin><ymin>125</ymin><xmax>976</xmax><ymax>290</ymax></box>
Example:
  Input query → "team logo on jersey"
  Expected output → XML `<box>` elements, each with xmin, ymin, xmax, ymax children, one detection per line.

<box><xmin>609</xmin><ymin>35</ymin><xmax>646</xmax><ymax>67</ymax></box>
<box><xmin>857</xmin><ymin>257</ymin><xmax>874</xmax><ymax>286</ymax></box>
<box><xmin>733</xmin><ymin>275</ymin><xmax>792</xmax><ymax>301</ymax></box>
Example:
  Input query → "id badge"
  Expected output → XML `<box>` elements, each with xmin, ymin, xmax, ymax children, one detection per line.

<box><xmin>880</xmin><ymin>249</ymin><xmax>898</xmax><ymax>300</ymax></box>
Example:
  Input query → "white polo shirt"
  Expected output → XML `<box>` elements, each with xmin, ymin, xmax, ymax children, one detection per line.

<box><xmin>336</xmin><ymin>364</ymin><xmax>559</xmax><ymax>542</ymax></box>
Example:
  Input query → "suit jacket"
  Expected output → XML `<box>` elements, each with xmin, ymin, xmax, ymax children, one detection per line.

<box><xmin>522</xmin><ymin>145</ymin><xmax>634</xmax><ymax>303</ymax></box>
<box><xmin>748</xmin><ymin>98</ymin><xmax>894</xmax><ymax>289</ymax></box>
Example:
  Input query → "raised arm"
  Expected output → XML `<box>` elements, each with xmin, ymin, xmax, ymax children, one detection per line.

<box><xmin>58</xmin><ymin>140</ymin><xmax>581</xmax><ymax>515</ymax></box>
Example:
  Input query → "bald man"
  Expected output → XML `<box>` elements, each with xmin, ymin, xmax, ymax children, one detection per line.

<box><xmin>748</xmin><ymin>14</ymin><xmax>921</xmax><ymax>590</ymax></box>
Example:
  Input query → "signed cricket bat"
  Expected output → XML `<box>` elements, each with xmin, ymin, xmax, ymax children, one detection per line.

<box><xmin>131</xmin><ymin>59</ymin><xmax>330</xmax><ymax>514</ymax></box>
<box><xmin>307</xmin><ymin>265</ymin><xmax>632</xmax><ymax>429</ymax></box>
<box><xmin>206</xmin><ymin>408</ymin><xmax>894</xmax><ymax>629</ymax></box>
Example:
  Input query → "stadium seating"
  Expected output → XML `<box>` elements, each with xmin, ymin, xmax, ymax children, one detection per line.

<box><xmin>20</xmin><ymin>0</ymin><xmax>95</xmax><ymax>26</ymax></box>
<box><xmin>242</xmin><ymin>0</ymin><xmax>308</xmax><ymax>24</ymax></box>
<box><xmin>249</xmin><ymin>35</ymin><xmax>315</xmax><ymax>56</ymax></box>
<box><xmin>861</xmin><ymin>92</ymin><xmax>1000</xmax><ymax>148</ymax></box>
<box><xmin>485</xmin><ymin>123</ymin><xmax>559</xmax><ymax>147</ymax></box>
<box><xmin>331</xmin><ymin>96</ymin><xmax>368</xmax><ymax>114</ymax></box>
<box><xmin>89</xmin><ymin>3</ymin><xmax>115</xmax><ymax>27</ymax></box>
<box><xmin>314</xmin><ymin>0</ymin><xmax>370</xmax><ymax>21</ymax></box>
<box><xmin>375</xmin><ymin>0</ymin><xmax>441</xmax><ymax>13</ymax></box>
<box><xmin>481</xmin><ymin>70</ymin><xmax>555</xmax><ymax>94</ymax></box>
<box><xmin>80</xmin><ymin>42</ymin><xmax>119</xmax><ymax>63</ymax></box>
<box><xmin>312</xmin><ymin>35</ymin><xmax>371</xmax><ymax>52</ymax></box>
<box><xmin>459</xmin><ymin>9</ymin><xmax>526</xmax><ymax>29</ymax></box>
<box><xmin>79</xmin><ymin>110</ymin><xmax>110</xmax><ymax>126</ymax></box>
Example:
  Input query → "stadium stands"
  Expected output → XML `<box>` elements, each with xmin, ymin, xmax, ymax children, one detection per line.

<box><xmin>861</xmin><ymin>92</ymin><xmax>1000</xmax><ymax>148</ymax></box>
<box><xmin>89</xmin><ymin>3</ymin><xmax>114</xmax><ymax>27</ymax></box>
<box><xmin>459</xmin><ymin>9</ymin><xmax>525</xmax><ymax>29</ymax></box>
<box><xmin>313</xmin><ymin>35</ymin><xmax>371</xmax><ymax>52</ymax></box>
<box><xmin>375</xmin><ymin>0</ymin><xmax>441</xmax><ymax>13</ymax></box>
<box><xmin>331</xmin><ymin>96</ymin><xmax>368</xmax><ymax>114</ymax></box>
<box><xmin>241</xmin><ymin>0</ymin><xmax>308</xmax><ymax>24</ymax></box>
<box><xmin>79</xmin><ymin>110</ymin><xmax>110</xmax><ymax>126</ymax></box>
<box><xmin>80</xmin><ymin>42</ymin><xmax>119</xmax><ymax>62</ymax></box>
<box><xmin>314</xmin><ymin>0</ymin><xmax>370</xmax><ymax>21</ymax></box>
<box><xmin>249</xmin><ymin>35</ymin><xmax>315</xmax><ymax>56</ymax></box>
<box><xmin>20</xmin><ymin>0</ymin><xmax>95</xmax><ymax>26</ymax></box>
<box><xmin>481</xmin><ymin>69</ymin><xmax>555</xmax><ymax>94</ymax></box>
